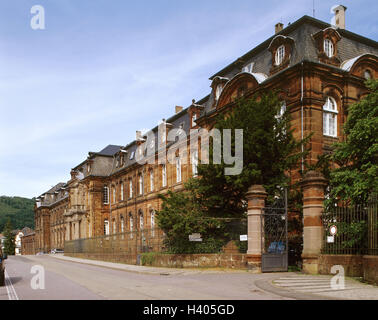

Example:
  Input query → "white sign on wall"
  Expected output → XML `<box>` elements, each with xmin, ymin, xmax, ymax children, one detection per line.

<box><xmin>240</xmin><ymin>235</ymin><xmax>248</xmax><ymax>242</ymax></box>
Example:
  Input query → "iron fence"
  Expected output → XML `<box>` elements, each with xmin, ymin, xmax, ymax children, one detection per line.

<box><xmin>64</xmin><ymin>218</ymin><xmax>248</xmax><ymax>260</ymax></box>
<box><xmin>322</xmin><ymin>195</ymin><xmax>377</xmax><ymax>255</ymax></box>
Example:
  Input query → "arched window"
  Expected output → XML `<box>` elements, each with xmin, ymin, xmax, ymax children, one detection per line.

<box><xmin>139</xmin><ymin>211</ymin><xmax>144</xmax><ymax>230</ymax></box>
<box><xmin>275</xmin><ymin>45</ymin><xmax>285</xmax><ymax>65</ymax></box>
<box><xmin>323</xmin><ymin>97</ymin><xmax>338</xmax><ymax>137</ymax></box>
<box><xmin>120</xmin><ymin>216</ymin><xmax>125</xmax><ymax>233</ymax></box>
<box><xmin>324</xmin><ymin>39</ymin><xmax>334</xmax><ymax>58</ymax></box>
<box><xmin>364</xmin><ymin>69</ymin><xmax>372</xmax><ymax>80</ymax></box>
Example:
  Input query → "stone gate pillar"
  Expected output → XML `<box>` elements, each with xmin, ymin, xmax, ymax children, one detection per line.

<box><xmin>246</xmin><ymin>185</ymin><xmax>267</xmax><ymax>273</ymax></box>
<box><xmin>301</xmin><ymin>171</ymin><xmax>327</xmax><ymax>274</ymax></box>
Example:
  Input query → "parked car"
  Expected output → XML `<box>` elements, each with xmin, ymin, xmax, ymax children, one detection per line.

<box><xmin>0</xmin><ymin>247</ymin><xmax>7</xmax><ymax>286</ymax></box>
<box><xmin>51</xmin><ymin>249</ymin><xmax>64</xmax><ymax>254</ymax></box>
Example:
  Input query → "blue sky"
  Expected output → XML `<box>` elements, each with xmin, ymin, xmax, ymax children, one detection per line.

<box><xmin>0</xmin><ymin>0</ymin><xmax>377</xmax><ymax>198</ymax></box>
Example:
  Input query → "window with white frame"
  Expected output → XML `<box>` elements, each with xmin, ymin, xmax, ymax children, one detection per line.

<box><xmin>323</xmin><ymin>96</ymin><xmax>338</xmax><ymax>137</ymax></box>
<box><xmin>112</xmin><ymin>187</ymin><xmax>116</xmax><ymax>203</ymax></box>
<box><xmin>104</xmin><ymin>220</ymin><xmax>109</xmax><ymax>235</ymax></box>
<box><xmin>103</xmin><ymin>186</ymin><xmax>109</xmax><ymax>204</ymax></box>
<box><xmin>129</xmin><ymin>179</ymin><xmax>133</xmax><ymax>198</ymax></box>
<box><xmin>192</xmin><ymin>150</ymin><xmax>199</xmax><ymax>176</ymax></box>
<box><xmin>150</xmin><ymin>170</ymin><xmax>154</xmax><ymax>192</ymax></box>
<box><xmin>120</xmin><ymin>183</ymin><xmax>124</xmax><ymax>201</ymax></box>
<box><xmin>324</xmin><ymin>39</ymin><xmax>334</xmax><ymax>58</ymax></box>
<box><xmin>275</xmin><ymin>45</ymin><xmax>285</xmax><ymax>65</ymax></box>
<box><xmin>176</xmin><ymin>157</ymin><xmax>182</xmax><ymax>183</ymax></box>
<box><xmin>162</xmin><ymin>164</ymin><xmax>167</xmax><ymax>187</ymax></box>
<box><xmin>138</xmin><ymin>174</ymin><xmax>143</xmax><ymax>195</ymax></box>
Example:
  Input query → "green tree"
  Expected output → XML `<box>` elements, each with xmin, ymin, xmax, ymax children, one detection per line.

<box><xmin>325</xmin><ymin>79</ymin><xmax>378</xmax><ymax>207</ymax></box>
<box><xmin>157</xmin><ymin>92</ymin><xmax>309</xmax><ymax>253</ymax></box>
<box><xmin>3</xmin><ymin>219</ymin><xmax>15</xmax><ymax>256</ymax></box>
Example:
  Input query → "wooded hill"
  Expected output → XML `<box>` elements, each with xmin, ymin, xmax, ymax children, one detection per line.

<box><xmin>0</xmin><ymin>196</ymin><xmax>35</xmax><ymax>232</ymax></box>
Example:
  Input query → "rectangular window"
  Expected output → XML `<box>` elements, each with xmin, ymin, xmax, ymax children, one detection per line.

<box><xmin>103</xmin><ymin>186</ymin><xmax>109</xmax><ymax>204</ymax></box>
<box><xmin>176</xmin><ymin>157</ymin><xmax>182</xmax><ymax>183</ymax></box>
<box><xmin>139</xmin><ymin>174</ymin><xmax>143</xmax><ymax>195</ymax></box>
<box><xmin>113</xmin><ymin>187</ymin><xmax>116</xmax><ymax>203</ymax></box>
<box><xmin>129</xmin><ymin>179</ymin><xmax>133</xmax><ymax>198</ymax></box>
<box><xmin>121</xmin><ymin>217</ymin><xmax>124</xmax><ymax>233</ymax></box>
<box><xmin>192</xmin><ymin>151</ymin><xmax>198</xmax><ymax>176</ymax></box>
<box><xmin>104</xmin><ymin>220</ymin><xmax>109</xmax><ymax>235</ymax></box>
<box><xmin>150</xmin><ymin>170</ymin><xmax>154</xmax><ymax>192</ymax></box>
<box><xmin>120</xmin><ymin>183</ymin><xmax>124</xmax><ymax>201</ymax></box>
<box><xmin>162</xmin><ymin>164</ymin><xmax>167</xmax><ymax>187</ymax></box>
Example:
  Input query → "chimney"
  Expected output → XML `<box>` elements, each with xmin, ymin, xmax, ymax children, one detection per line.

<box><xmin>175</xmin><ymin>106</ymin><xmax>183</xmax><ymax>114</ymax></box>
<box><xmin>136</xmin><ymin>130</ymin><xmax>142</xmax><ymax>141</ymax></box>
<box><xmin>333</xmin><ymin>5</ymin><xmax>347</xmax><ymax>29</ymax></box>
<box><xmin>275</xmin><ymin>22</ymin><xmax>284</xmax><ymax>34</ymax></box>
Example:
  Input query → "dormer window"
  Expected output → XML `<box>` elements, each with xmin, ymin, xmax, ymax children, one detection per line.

<box><xmin>312</xmin><ymin>28</ymin><xmax>341</xmax><ymax>66</ymax></box>
<box><xmin>364</xmin><ymin>69</ymin><xmax>372</xmax><ymax>80</ymax></box>
<box><xmin>192</xmin><ymin>113</ymin><xmax>197</xmax><ymax>127</ymax></box>
<box><xmin>275</xmin><ymin>45</ymin><xmax>285</xmax><ymax>65</ymax></box>
<box><xmin>324</xmin><ymin>39</ymin><xmax>334</xmax><ymax>58</ymax></box>
<box><xmin>129</xmin><ymin>151</ymin><xmax>135</xmax><ymax>160</ymax></box>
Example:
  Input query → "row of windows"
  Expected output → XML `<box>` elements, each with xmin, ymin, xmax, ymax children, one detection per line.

<box><xmin>103</xmin><ymin>211</ymin><xmax>155</xmax><ymax>236</ymax></box>
<box><xmin>103</xmin><ymin>156</ymin><xmax>199</xmax><ymax>205</ymax></box>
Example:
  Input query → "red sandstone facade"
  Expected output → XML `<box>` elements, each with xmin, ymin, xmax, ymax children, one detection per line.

<box><xmin>34</xmin><ymin>13</ymin><xmax>377</xmax><ymax>254</ymax></box>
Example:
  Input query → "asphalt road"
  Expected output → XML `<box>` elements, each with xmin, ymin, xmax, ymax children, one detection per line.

<box><xmin>0</xmin><ymin>255</ymin><xmax>290</xmax><ymax>300</ymax></box>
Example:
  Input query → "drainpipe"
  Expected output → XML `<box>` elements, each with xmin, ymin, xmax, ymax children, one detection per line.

<box><xmin>301</xmin><ymin>62</ymin><xmax>304</xmax><ymax>172</ymax></box>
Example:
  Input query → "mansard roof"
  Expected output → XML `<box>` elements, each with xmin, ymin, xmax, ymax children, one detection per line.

<box><xmin>209</xmin><ymin>15</ymin><xmax>378</xmax><ymax>81</ymax></box>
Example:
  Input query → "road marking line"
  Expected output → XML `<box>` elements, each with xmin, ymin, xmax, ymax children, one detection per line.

<box><xmin>4</xmin><ymin>270</ymin><xmax>19</xmax><ymax>300</ymax></box>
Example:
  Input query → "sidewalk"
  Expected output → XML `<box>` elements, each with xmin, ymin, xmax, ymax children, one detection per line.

<box><xmin>256</xmin><ymin>273</ymin><xmax>378</xmax><ymax>300</ymax></box>
<box><xmin>50</xmin><ymin>254</ymin><xmax>378</xmax><ymax>300</ymax></box>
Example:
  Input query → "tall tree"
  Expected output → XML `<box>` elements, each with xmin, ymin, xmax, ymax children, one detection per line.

<box><xmin>325</xmin><ymin>79</ymin><xmax>378</xmax><ymax>207</ymax></box>
<box><xmin>3</xmin><ymin>219</ymin><xmax>16</xmax><ymax>256</ymax></box>
<box><xmin>157</xmin><ymin>92</ymin><xmax>309</xmax><ymax>253</ymax></box>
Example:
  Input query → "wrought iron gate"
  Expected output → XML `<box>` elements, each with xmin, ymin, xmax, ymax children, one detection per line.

<box><xmin>261</xmin><ymin>189</ymin><xmax>288</xmax><ymax>272</ymax></box>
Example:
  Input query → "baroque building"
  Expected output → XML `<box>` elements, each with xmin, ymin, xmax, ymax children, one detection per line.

<box><xmin>35</xmin><ymin>8</ymin><xmax>377</xmax><ymax>254</ymax></box>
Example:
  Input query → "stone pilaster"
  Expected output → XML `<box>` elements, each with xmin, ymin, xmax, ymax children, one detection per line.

<box><xmin>246</xmin><ymin>185</ymin><xmax>267</xmax><ymax>273</ymax></box>
<box><xmin>301</xmin><ymin>170</ymin><xmax>327</xmax><ymax>274</ymax></box>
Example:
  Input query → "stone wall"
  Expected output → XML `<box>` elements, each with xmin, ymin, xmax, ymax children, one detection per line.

<box><xmin>318</xmin><ymin>254</ymin><xmax>378</xmax><ymax>285</ymax></box>
<box><xmin>140</xmin><ymin>253</ymin><xmax>248</xmax><ymax>269</ymax></box>
<box><xmin>65</xmin><ymin>252</ymin><xmax>248</xmax><ymax>270</ymax></box>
